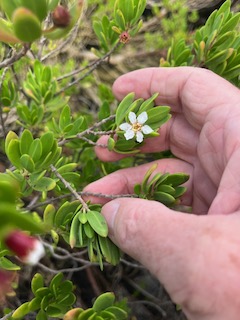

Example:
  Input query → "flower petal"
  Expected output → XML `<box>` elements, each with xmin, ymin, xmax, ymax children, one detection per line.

<box><xmin>142</xmin><ymin>125</ymin><xmax>153</xmax><ymax>134</ymax></box>
<box><xmin>128</xmin><ymin>112</ymin><xmax>137</xmax><ymax>124</ymax></box>
<box><xmin>119</xmin><ymin>122</ymin><xmax>132</xmax><ymax>131</ymax></box>
<box><xmin>124</xmin><ymin>129</ymin><xmax>135</xmax><ymax>140</ymax></box>
<box><xmin>136</xmin><ymin>131</ymin><xmax>144</xmax><ymax>143</ymax></box>
<box><xmin>24</xmin><ymin>240</ymin><xmax>45</xmax><ymax>265</ymax></box>
<box><xmin>137</xmin><ymin>111</ymin><xmax>148</xmax><ymax>124</ymax></box>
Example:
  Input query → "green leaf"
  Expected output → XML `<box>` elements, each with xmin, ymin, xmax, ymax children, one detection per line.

<box><xmin>47</xmin><ymin>0</ymin><xmax>59</xmax><ymax>11</ymax></box>
<box><xmin>28</xmin><ymin>297</ymin><xmax>41</xmax><ymax>311</ymax></box>
<box><xmin>78</xmin><ymin>308</ymin><xmax>96</xmax><ymax>320</ymax></box>
<box><xmin>115</xmin><ymin>93</ymin><xmax>135</xmax><ymax>126</ymax></box>
<box><xmin>36</xmin><ymin>310</ymin><xmax>48</xmax><ymax>320</ymax></box>
<box><xmin>69</xmin><ymin>212</ymin><xmax>80</xmax><ymax>248</ymax></box>
<box><xmin>54</xmin><ymin>200</ymin><xmax>80</xmax><ymax>227</ymax></box>
<box><xmin>12</xmin><ymin>302</ymin><xmax>30</xmax><ymax>319</ymax></box>
<box><xmin>0</xmin><ymin>256</ymin><xmax>20</xmax><ymax>270</ymax></box>
<box><xmin>20</xmin><ymin>154</ymin><xmax>35</xmax><ymax>172</ymax></box>
<box><xmin>35</xmin><ymin>287</ymin><xmax>51</xmax><ymax>298</ymax></box>
<box><xmin>31</xmin><ymin>177</ymin><xmax>56</xmax><ymax>192</ymax></box>
<box><xmin>92</xmin><ymin>292</ymin><xmax>115</xmax><ymax>312</ymax></box>
<box><xmin>163</xmin><ymin>173</ymin><xmax>189</xmax><ymax>187</ymax></box>
<box><xmin>0</xmin><ymin>202</ymin><xmax>45</xmax><ymax>233</ymax></box>
<box><xmin>220</xmin><ymin>13</ymin><xmax>240</xmax><ymax>35</ymax></box>
<box><xmin>105</xmin><ymin>306</ymin><xmax>128</xmax><ymax>320</ymax></box>
<box><xmin>0</xmin><ymin>0</ymin><xmax>20</xmax><ymax>20</ymax></box>
<box><xmin>87</xmin><ymin>211</ymin><xmax>108</xmax><ymax>237</ymax></box>
<box><xmin>43</xmin><ymin>204</ymin><xmax>55</xmax><ymax>227</ymax></box>
<box><xmin>57</xmin><ymin>163</ymin><xmax>77</xmax><ymax>174</ymax></box>
<box><xmin>28</xmin><ymin>138</ymin><xmax>42</xmax><ymax>162</ymax></box>
<box><xmin>21</xmin><ymin>0</ymin><xmax>48</xmax><ymax>21</ymax></box>
<box><xmin>153</xmin><ymin>191</ymin><xmax>176</xmax><ymax>206</ymax></box>
<box><xmin>107</xmin><ymin>137</ymin><xmax>116</xmax><ymax>151</ymax></box>
<box><xmin>12</xmin><ymin>7</ymin><xmax>42</xmax><ymax>42</ymax></box>
<box><xmin>138</xmin><ymin>93</ymin><xmax>159</xmax><ymax>113</ymax></box>
<box><xmin>57</xmin><ymin>292</ymin><xmax>76</xmax><ymax>306</ymax></box>
<box><xmin>133</xmin><ymin>183</ymin><xmax>141</xmax><ymax>195</ymax></box>
<box><xmin>98</xmin><ymin>236</ymin><xmax>121</xmax><ymax>265</ymax></box>
<box><xmin>78</xmin><ymin>211</ymin><xmax>88</xmax><ymax>224</ymax></box>
<box><xmin>59</xmin><ymin>105</ymin><xmax>71</xmax><ymax>131</ymax></box>
<box><xmin>20</xmin><ymin>130</ymin><xmax>33</xmax><ymax>155</ymax></box>
<box><xmin>141</xmin><ymin>163</ymin><xmax>158</xmax><ymax>194</ymax></box>
<box><xmin>50</xmin><ymin>272</ymin><xmax>64</xmax><ymax>290</ymax></box>
<box><xmin>114</xmin><ymin>9</ymin><xmax>126</xmax><ymax>30</ymax></box>
<box><xmin>100</xmin><ymin>310</ymin><xmax>116</xmax><ymax>319</ymax></box>
<box><xmin>6</xmin><ymin>139</ymin><xmax>21</xmax><ymax>168</ymax></box>
<box><xmin>83</xmin><ymin>222</ymin><xmax>95</xmax><ymax>239</ymax></box>
<box><xmin>31</xmin><ymin>273</ymin><xmax>44</xmax><ymax>295</ymax></box>
<box><xmin>156</xmin><ymin>184</ymin><xmax>176</xmax><ymax>196</ymax></box>
<box><xmin>174</xmin><ymin>186</ymin><xmax>187</xmax><ymax>198</ymax></box>
<box><xmin>206</xmin><ymin>49</ymin><xmax>234</xmax><ymax>66</ymax></box>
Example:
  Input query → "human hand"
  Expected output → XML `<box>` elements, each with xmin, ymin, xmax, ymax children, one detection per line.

<box><xmin>85</xmin><ymin>67</ymin><xmax>240</xmax><ymax>320</ymax></box>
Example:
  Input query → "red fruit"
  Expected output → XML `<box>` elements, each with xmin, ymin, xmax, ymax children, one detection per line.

<box><xmin>5</xmin><ymin>230</ymin><xmax>45</xmax><ymax>265</ymax></box>
<box><xmin>52</xmin><ymin>5</ymin><xmax>71</xmax><ymax>28</ymax></box>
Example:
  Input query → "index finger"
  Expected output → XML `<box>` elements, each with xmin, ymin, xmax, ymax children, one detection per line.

<box><xmin>113</xmin><ymin>67</ymin><xmax>239</xmax><ymax>130</ymax></box>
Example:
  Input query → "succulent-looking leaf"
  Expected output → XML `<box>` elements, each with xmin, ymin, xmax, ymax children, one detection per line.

<box><xmin>12</xmin><ymin>302</ymin><xmax>30</xmax><ymax>319</ymax></box>
<box><xmin>87</xmin><ymin>211</ymin><xmax>108</xmax><ymax>237</ymax></box>
<box><xmin>31</xmin><ymin>273</ymin><xmax>44</xmax><ymax>295</ymax></box>
<box><xmin>69</xmin><ymin>212</ymin><xmax>80</xmax><ymax>248</ymax></box>
<box><xmin>0</xmin><ymin>18</ymin><xmax>20</xmax><ymax>44</ymax></box>
<box><xmin>12</xmin><ymin>7</ymin><xmax>42</xmax><ymax>42</ymax></box>
<box><xmin>21</xmin><ymin>0</ymin><xmax>48</xmax><ymax>21</ymax></box>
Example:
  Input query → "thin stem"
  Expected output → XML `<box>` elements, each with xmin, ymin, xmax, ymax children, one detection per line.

<box><xmin>76</xmin><ymin>136</ymin><xmax>108</xmax><ymax>147</ymax></box>
<box><xmin>56</xmin><ymin>41</ymin><xmax>120</xmax><ymax>95</ymax></box>
<box><xmin>0</xmin><ymin>44</ymin><xmax>30</xmax><ymax>68</ymax></box>
<box><xmin>50</xmin><ymin>164</ymin><xmax>89</xmax><ymax>211</ymax></box>
<box><xmin>41</xmin><ymin>23</ymin><xmax>79</xmax><ymax>62</ymax></box>
<box><xmin>58</xmin><ymin>114</ymin><xmax>116</xmax><ymax>146</ymax></box>
<box><xmin>27</xmin><ymin>191</ymin><xmax>137</xmax><ymax>210</ymax></box>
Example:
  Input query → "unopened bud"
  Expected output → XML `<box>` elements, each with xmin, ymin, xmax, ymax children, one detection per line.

<box><xmin>52</xmin><ymin>5</ymin><xmax>71</xmax><ymax>28</ymax></box>
<box><xmin>119</xmin><ymin>31</ymin><xmax>130</xmax><ymax>44</ymax></box>
<box><xmin>5</xmin><ymin>230</ymin><xmax>45</xmax><ymax>265</ymax></box>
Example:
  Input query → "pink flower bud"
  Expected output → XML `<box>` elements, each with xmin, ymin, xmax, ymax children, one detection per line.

<box><xmin>5</xmin><ymin>230</ymin><xmax>45</xmax><ymax>265</ymax></box>
<box><xmin>119</xmin><ymin>31</ymin><xmax>130</xmax><ymax>44</ymax></box>
<box><xmin>52</xmin><ymin>5</ymin><xmax>71</xmax><ymax>28</ymax></box>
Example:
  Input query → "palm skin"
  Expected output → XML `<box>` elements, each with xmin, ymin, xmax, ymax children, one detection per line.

<box><xmin>85</xmin><ymin>67</ymin><xmax>240</xmax><ymax>320</ymax></box>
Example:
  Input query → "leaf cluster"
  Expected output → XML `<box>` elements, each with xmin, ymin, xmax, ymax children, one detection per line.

<box><xmin>11</xmin><ymin>272</ymin><xmax>76</xmax><ymax>319</ymax></box>
<box><xmin>134</xmin><ymin>164</ymin><xmax>189</xmax><ymax>207</ymax></box>
<box><xmin>44</xmin><ymin>202</ymin><xmax>121</xmax><ymax>270</ymax></box>
<box><xmin>161</xmin><ymin>0</ymin><xmax>240</xmax><ymax>86</ymax></box>
<box><xmin>64</xmin><ymin>292</ymin><xmax>129</xmax><ymax>320</ymax></box>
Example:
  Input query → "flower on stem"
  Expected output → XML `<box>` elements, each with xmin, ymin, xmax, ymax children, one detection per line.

<box><xmin>119</xmin><ymin>31</ymin><xmax>130</xmax><ymax>44</ymax></box>
<box><xmin>4</xmin><ymin>230</ymin><xmax>45</xmax><ymax>265</ymax></box>
<box><xmin>119</xmin><ymin>111</ymin><xmax>153</xmax><ymax>143</ymax></box>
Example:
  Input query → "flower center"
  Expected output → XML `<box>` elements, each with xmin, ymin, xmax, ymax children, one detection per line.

<box><xmin>132</xmin><ymin>122</ymin><xmax>142</xmax><ymax>132</ymax></box>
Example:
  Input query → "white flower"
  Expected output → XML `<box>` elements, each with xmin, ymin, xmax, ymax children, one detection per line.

<box><xmin>119</xmin><ymin>111</ymin><xmax>153</xmax><ymax>143</ymax></box>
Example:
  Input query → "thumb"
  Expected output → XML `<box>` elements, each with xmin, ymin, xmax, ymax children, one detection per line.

<box><xmin>102</xmin><ymin>198</ymin><xmax>202</xmax><ymax>305</ymax></box>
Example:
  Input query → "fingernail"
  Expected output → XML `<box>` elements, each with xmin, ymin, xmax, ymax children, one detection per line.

<box><xmin>101</xmin><ymin>201</ymin><xmax>120</xmax><ymax>235</ymax></box>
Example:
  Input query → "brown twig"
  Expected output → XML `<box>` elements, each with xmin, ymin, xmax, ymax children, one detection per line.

<box><xmin>50</xmin><ymin>164</ymin><xmax>89</xmax><ymax>211</ymax></box>
<box><xmin>56</xmin><ymin>41</ymin><xmax>121</xmax><ymax>95</ymax></box>
<box><xmin>58</xmin><ymin>114</ymin><xmax>116</xmax><ymax>146</ymax></box>
<box><xmin>0</xmin><ymin>44</ymin><xmax>30</xmax><ymax>69</ymax></box>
